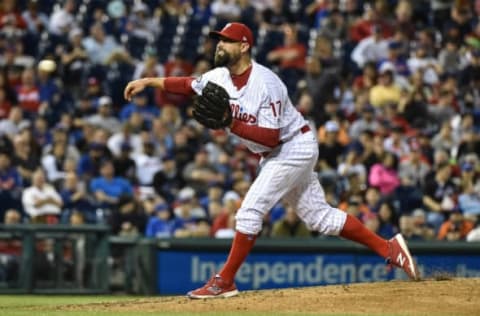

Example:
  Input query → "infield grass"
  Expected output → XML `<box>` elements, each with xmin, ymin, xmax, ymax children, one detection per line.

<box><xmin>0</xmin><ymin>295</ymin><xmax>435</xmax><ymax>316</ymax></box>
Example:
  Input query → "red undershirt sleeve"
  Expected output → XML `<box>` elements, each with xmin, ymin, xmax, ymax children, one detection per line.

<box><xmin>230</xmin><ymin>120</ymin><xmax>280</xmax><ymax>148</ymax></box>
<box><xmin>164</xmin><ymin>77</ymin><xmax>195</xmax><ymax>96</ymax></box>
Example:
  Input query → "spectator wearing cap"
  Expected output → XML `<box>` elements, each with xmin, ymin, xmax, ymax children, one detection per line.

<box><xmin>368</xmin><ymin>151</ymin><xmax>400</xmax><ymax>196</ymax></box>
<box><xmin>378</xmin><ymin>41</ymin><xmax>409</xmax><ymax>77</ymax></box>
<box><xmin>458</xmin><ymin>159</ymin><xmax>480</xmax><ymax>190</ymax></box>
<box><xmin>86</xmin><ymin>96</ymin><xmax>121</xmax><ymax>134</ymax></box>
<box><xmin>119</xmin><ymin>90</ymin><xmax>159</xmax><ymax>127</ymax></box>
<box><xmin>351</xmin><ymin>23</ymin><xmax>389</xmax><ymax>69</ymax></box>
<box><xmin>317</xmin><ymin>120</ymin><xmax>345</xmax><ymax>182</ymax></box>
<box><xmin>145</xmin><ymin>203</ymin><xmax>177</xmax><ymax>238</ymax></box>
<box><xmin>22</xmin><ymin>168</ymin><xmax>63</xmax><ymax>224</ymax></box>
<box><xmin>349</xmin><ymin>104</ymin><xmax>379</xmax><ymax>139</ymax></box>
<box><xmin>317</xmin><ymin>110</ymin><xmax>350</xmax><ymax>146</ymax></box>
<box><xmin>172</xmin><ymin>186</ymin><xmax>209</xmax><ymax>238</ymax></box>
<box><xmin>369</xmin><ymin>62</ymin><xmax>401</xmax><ymax>108</ymax></box>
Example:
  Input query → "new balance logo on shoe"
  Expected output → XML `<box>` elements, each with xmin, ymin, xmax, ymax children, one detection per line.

<box><xmin>396</xmin><ymin>253</ymin><xmax>406</xmax><ymax>266</ymax></box>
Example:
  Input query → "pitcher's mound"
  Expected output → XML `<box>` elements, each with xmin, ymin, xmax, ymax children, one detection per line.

<box><xmin>63</xmin><ymin>278</ymin><xmax>480</xmax><ymax>315</ymax></box>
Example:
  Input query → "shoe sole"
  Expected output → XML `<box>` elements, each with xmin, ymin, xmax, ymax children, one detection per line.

<box><xmin>187</xmin><ymin>289</ymin><xmax>239</xmax><ymax>299</ymax></box>
<box><xmin>395</xmin><ymin>234</ymin><xmax>420</xmax><ymax>281</ymax></box>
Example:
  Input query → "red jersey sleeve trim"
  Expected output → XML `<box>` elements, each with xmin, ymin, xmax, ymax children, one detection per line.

<box><xmin>230</xmin><ymin>120</ymin><xmax>280</xmax><ymax>148</ymax></box>
<box><xmin>164</xmin><ymin>77</ymin><xmax>195</xmax><ymax>95</ymax></box>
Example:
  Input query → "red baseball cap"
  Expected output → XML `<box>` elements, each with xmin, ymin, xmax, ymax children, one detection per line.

<box><xmin>209</xmin><ymin>22</ymin><xmax>254</xmax><ymax>47</ymax></box>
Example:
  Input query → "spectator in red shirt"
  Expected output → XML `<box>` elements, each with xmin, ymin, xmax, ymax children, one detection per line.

<box><xmin>267</xmin><ymin>23</ymin><xmax>307</xmax><ymax>71</ymax></box>
<box><xmin>0</xmin><ymin>0</ymin><xmax>27</xmax><ymax>31</ymax></box>
<box><xmin>16</xmin><ymin>67</ymin><xmax>40</xmax><ymax>115</ymax></box>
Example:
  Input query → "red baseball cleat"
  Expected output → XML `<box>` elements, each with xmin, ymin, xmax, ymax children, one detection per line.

<box><xmin>387</xmin><ymin>234</ymin><xmax>420</xmax><ymax>280</ymax></box>
<box><xmin>187</xmin><ymin>274</ymin><xmax>239</xmax><ymax>299</ymax></box>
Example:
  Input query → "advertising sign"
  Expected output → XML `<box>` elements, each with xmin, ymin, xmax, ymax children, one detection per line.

<box><xmin>157</xmin><ymin>250</ymin><xmax>480</xmax><ymax>294</ymax></box>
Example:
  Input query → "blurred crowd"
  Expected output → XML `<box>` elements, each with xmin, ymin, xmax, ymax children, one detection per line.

<box><xmin>0</xmin><ymin>0</ymin><xmax>479</xmax><ymax>242</ymax></box>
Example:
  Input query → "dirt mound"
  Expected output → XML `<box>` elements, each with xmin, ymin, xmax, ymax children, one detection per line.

<box><xmin>60</xmin><ymin>278</ymin><xmax>480</xmax><ymax>315</ymax></box>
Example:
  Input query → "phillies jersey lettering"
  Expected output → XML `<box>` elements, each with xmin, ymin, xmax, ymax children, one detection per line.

<box><xmin>191</xmin><ymin>61</ymin><xmax>307</xmax><ymax>153</ymax></box>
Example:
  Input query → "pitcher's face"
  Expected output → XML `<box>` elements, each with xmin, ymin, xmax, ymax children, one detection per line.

<box><xmin>214</xmin><ymin>38</ymin><xmax>242</xmax><ymax>67</ymax></box>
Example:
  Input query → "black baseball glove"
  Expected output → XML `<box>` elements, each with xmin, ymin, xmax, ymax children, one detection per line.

<box><xmin>192</xmin><ymin>81</ymin><xmax>232</xmax><ymax>129</ymax></box>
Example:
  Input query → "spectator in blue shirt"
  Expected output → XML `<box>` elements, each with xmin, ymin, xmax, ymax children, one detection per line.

<box><xmin>145</xmin><ymin>203</ymin><xmax>177</xmax><ymax>238</ymax></box>
<box><xmin>90</xmin><ymin>159</ymin><xmax>133</xmax><ymax>213</ymax></box>
<box><xmin>119</xmin><ymin>91</ymin><xmax>159</xmax><ymax>127</ymax></box>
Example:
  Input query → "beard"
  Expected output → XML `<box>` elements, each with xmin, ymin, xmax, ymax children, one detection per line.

<box><xmin>214</xmin><ymin>48</ymin><xmax>239</xmax><ymax>67</ymax></box>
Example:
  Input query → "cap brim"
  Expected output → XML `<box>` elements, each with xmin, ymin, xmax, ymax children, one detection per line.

<box><xmin>208</xmin><ymin>31</ymin><xmax>221</xmax><ymax>39</ymax></box>
<box><xmin>208</xmin><ymin>31</ymin><xmax>238</xmax><ymax>42</ymax></box>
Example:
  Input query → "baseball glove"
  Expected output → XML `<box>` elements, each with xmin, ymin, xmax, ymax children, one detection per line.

<box><xmin>193</xmin><ymin>82</ymin><xmax>232</xmax><ymax>129</ymax></box>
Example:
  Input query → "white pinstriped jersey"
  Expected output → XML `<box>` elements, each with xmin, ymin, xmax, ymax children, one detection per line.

<box><xmin>191</xmin><ymin>61</ymin><xmax>307</xmax><ymax>153</ymax></box>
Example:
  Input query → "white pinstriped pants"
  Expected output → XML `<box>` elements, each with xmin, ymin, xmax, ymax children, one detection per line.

<box><xmin>235</xmin><ymin>131</ymin><xmax>347</xmax><ymax>235</ymax></box>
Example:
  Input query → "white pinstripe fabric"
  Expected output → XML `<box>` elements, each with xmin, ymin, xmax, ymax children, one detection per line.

<box><xmin>235</xmin><ymin>131</ymin><xmax>347</xmax><ymax>235</ymax></box>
